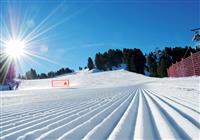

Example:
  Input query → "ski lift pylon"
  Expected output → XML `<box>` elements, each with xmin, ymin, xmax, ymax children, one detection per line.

<box><xmin>191</xmin><ymin>28</ymin><xmax>200</xmax><ymax>42</ymax></box>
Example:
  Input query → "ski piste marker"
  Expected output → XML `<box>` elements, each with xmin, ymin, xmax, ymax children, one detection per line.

<box><xmin>52</xmin><ymin>79</ymin><xmax>69</xmax><ymax>88</ymax></box>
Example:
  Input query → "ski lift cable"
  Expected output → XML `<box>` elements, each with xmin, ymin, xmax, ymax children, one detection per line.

<box><xmin>183</xmin><ymin>28</ymin><xmax>200</xmax><ymax>59</ymax></box>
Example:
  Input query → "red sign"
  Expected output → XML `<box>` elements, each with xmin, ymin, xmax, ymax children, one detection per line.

<box><xmin>52</xmin><ymin>79</ymin><xmax>69</xmax><ymax>87</ymax></box>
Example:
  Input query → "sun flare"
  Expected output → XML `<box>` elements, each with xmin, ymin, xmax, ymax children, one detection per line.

<box><xmin>5</xmin><ymin>39</ymin><xmax>26</xmax><ymax>59</ymax></box>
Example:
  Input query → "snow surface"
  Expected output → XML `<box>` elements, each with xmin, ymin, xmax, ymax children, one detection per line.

<box><xmin>0</xmin><ymin>70</ymin><xmax>200</xmax><ymax>140</ymax></box>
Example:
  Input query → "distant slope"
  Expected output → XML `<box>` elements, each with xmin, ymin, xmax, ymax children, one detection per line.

<box><xmin>19</xmin><ymin>70</ymin><xmax>199</xmax><ymax>91</ymax></box>
<box><xmin>19</xmin><ymin>70</ymin><xmax>148</xmax><ymax>90</ymax></box>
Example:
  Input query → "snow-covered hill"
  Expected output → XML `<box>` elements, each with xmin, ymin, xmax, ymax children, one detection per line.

<box><xmin>0</xmin><ymin>70</ymin><xmax>199</xmax><ymax>140</ymax></box>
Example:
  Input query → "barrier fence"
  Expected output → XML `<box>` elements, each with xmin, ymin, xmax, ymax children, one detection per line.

<box><xmin>167</xmin><ymin>51</ymin><xmax>200</xmax><ymax>77</ymax></box>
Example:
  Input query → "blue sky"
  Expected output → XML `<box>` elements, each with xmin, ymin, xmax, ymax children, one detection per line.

<box><xmin>0</xmin><ymin>0</ymin><xmax>199</xmax><ymax>74</ymax></box>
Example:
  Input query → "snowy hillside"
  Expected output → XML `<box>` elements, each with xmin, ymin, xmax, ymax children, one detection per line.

<box><xmin>0</xmin><ymin>70</ymin><xmax>200</xmax><ymax>140</ymax></box>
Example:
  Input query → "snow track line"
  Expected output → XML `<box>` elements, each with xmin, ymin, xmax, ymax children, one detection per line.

<box><xmin>170</xmin><ymin>97</ymin><xmax>200</xmax><ymax>114</ymax></box>
<box><xmin>140</xmin><ymin>89</ymin><xmax>161</xmax><ymax>139</ymax></box>
<box><xmin>144</xmin><ymin>89</ymin><xmax>199</xmax><ymax>139</ymax></box>
<box><xmin>0</xmin><ymin>92</ymin><xmax>116</xmax><ymax>116</ymax></box>
<box><xmin>142</xmin><ymin>90</ymin><xmax>180</xmax><ymax>139</ymax></box>
<box><xmin>36</xmin><ymin>91</ymin><xmax>132</xmax><ymax>140</ymax></box>
<box><xmin>133</xmin><ymin>89</ymin><xmax>159</xmax><ymax>140</ymax></box>
<box><xmin>16</xmin><ymin>99</ymin><xmax>113</xmax><ymax>140</ymax></box>
<box><xmin>57</xmin><ymin>89</ymin><xmax>137</xmax><ymax>140</ymax></box>
<box><xmin>3</xmin><ymin>96</ymin><xmax>119</xmax><ymax>138</ymax></box>
<box><xmin>0</xmin><ymin>98</ymin><xmax>106</xmax><ymax>131</ymax></box>
<box><xmin>146</xmin><ymin>89</ymin><xmax>200</xmax><ymax>129</ymax></box>
<box><xmin>0</xmin><ymin>98</ymin><xmax>104</xmax><ymax>126</ymax></box>
<box><xmin>0</xmin><ymin>87</ymin><xmax>127</xmax><ymax>119</ymax></box>
<box><xmin>0</xmin><ymin>98</ymin><xmax>68</xmax><ymax>116</ymax></box>
<box><xmin>0</xmin><ymin>102</ymin><xmax>74</xmax><ymax>124</ymax></box>
<box><xmin>107</xmin><ymin>89</ymin><xmax>139</xmax><ymax>140</ymax></box>
<box><xmin>83</xmin><ymin>89</ymin><xmax>138</xmax><ymax>140</ymax></box>
<box><xmin>15</xmin><ymin>92</ymin><xmax>128</xmax><ymax>140</ymax></box>
<box><xmin>0</xmin><ymin>95</ymin><xmax>121</xmax><ymax>140</ymax></box>
<box><xmin>167</xmin><ymin>96</ymin><xmax>200</xmax><ymax>114</ymax></box>
<box><xmin>172</xmin><ymin>96</ymin><xmax>199</xmax><ymax>107</ymax></box>
<box><xmin>0</xmin><ymin>88</ymin><xmax>128</xmax><ymax>122</ymax></box>
<box><xmin>0</xmin><ymin>101</ymin><xmax>80</xmax><ymax>120</ymax></box>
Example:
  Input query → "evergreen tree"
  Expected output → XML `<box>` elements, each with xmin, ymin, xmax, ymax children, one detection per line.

<box><xmin>25</xmin><ymin>68</ymin><xmax>37</xmax><ymax>79</ymax></box>
<box><xmin>128</xmin><ymin>55</ymin><xmax>136</xmax><ymax>72</ymax></box>
<box><xmin>40</xmin><ymin>73</ymin><xmax>47</xmax><ymax>79</ymax></box>
<box><xmin>95</xmin><ymin>53</ymin><xmax>106</xmax><ymax>70</ymax></box>
<box><xmin>87</xmin><ymin>57</ymin><xmax>94</xmax><ymax>70</ymax></box>
<box><xmin>147</xmin><ymin>52</ymin><xmax>158</xmax><ymax>77</ymax></box>
<box><xmin>126</xmin><ymin>48</ymin><xmax>146</xmax><ymax>74</ymax></box>
<box><xmin>123</xmin><ymin>48</ymin><xmax>134</xmax><ymax>64</ymax></box>
<box><xmin>157</xmin><ymin>51</ymin><xmax>172</xmax><ymax>77</ymax></box>
<box><xmin>134</xmin><ymin>48</ymin><xmax>146</xmax><ymax>74</ymax></box>
<box><xmin>79</xmin><ymin>67</ymin><xmax>82</xmax><ymax>71</ymax></box>
<box><xmin>48</xmin><ymin>71</ymin><xmax>55</xmax><ymax>78</ymax></box>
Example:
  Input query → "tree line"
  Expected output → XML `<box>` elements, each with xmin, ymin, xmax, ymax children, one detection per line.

<box><xmin>16</xmin><ymin>46</ymin><xmax>200</xmax><ymax>80</ymax></box>
<box><xmin>87</xmin><ymin>46</ymin><xmax>199</xmax><ymax>77</ymax></box>
<box><xmin>1</xmin><ymin>46</ymin><xmax>199</xmax><ymax>83</ymax></box>
<box><xmin>19</xmin><ymin>67</ymin><xmax>74</xmax><ymax>80</ymax></box>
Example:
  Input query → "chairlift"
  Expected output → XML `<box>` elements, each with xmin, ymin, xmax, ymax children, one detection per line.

<box><xmin>191</xmin><ymin>28</ymin><xmax>200</xmax><ymax>42</ymax></box>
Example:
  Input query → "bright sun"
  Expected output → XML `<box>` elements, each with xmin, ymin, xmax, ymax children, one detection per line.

<box><xmin>5</xmin><ymin>39</ymin><xmax>26</xmax><ymax>58</ymax></box>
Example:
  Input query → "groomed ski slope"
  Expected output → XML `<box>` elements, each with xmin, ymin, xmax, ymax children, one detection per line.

<box><xmin>0</xmin><ymin>70</ymin><xmax>200</xmax><ymax>140</ymax></box>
